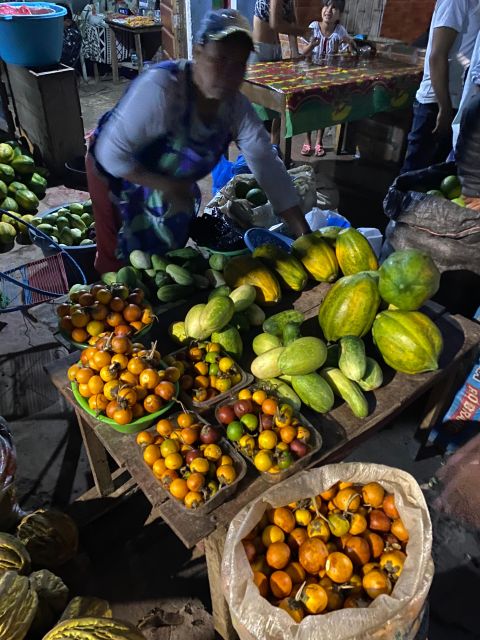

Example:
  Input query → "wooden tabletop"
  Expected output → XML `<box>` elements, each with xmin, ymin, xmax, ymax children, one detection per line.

<box><xmin>45</xmin><ymin>284</ymin><xmax>480</xmax><ymax>548</ymax></box>
<box><xmin>105</xmin><ymin>19</ymin><xmax>163</xmax><ymax>34</ymax></box>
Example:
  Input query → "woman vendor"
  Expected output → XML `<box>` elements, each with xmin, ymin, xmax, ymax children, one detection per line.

<box><xmin>86</xmin><ymin>9</ymin><xmax>309</xmax><ymax>274</ymax></box>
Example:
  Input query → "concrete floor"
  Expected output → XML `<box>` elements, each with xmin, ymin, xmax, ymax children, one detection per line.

<box><xmin>0</xmin><ymin>75</ymin><xmax>478</xmax><ymax>638</ymax></box>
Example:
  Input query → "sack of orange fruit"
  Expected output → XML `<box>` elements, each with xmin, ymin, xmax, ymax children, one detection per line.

<box><xmin>222</xmin><ymin>463</ymin><xmax>433</xmax><ymax>640</ymax></box>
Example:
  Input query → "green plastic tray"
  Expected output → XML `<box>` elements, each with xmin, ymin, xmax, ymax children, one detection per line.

<box><xmin>71</xmin><ymin>364</ymin><xmax>179</xmax><ymax>434</ymax></box>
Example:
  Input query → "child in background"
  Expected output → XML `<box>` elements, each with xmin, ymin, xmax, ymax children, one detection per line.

<box><xmin>301</xmin><ymin>0</ymin><xmax>351</xmax><ymax>157</ymax></box>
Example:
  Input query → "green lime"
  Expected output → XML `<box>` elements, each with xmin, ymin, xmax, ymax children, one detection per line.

<box><xmin>226</xmin><ymin>421</ymin><xmax>244</xmax><ymax>442</ymax></box>
<box><xmin>440</xmin><ymin>175</ymin><xmax>461</xmax><ymax>199</ymax></box>
<box><xmin>240</xmin><ymin>413</ymin><xmax>258</xmax><ymax>433</ymax></box>
<box><xmin>277</xmin><ymin>451</ymin><xmax>294</xmax><ymax>470</ymax></box>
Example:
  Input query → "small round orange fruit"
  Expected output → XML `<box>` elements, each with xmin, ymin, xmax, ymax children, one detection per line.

<box><xmin>266</xmin><ymin>541</ymin><xmax>291</xmax><ymax>570</ymax></box>
<box><xmin>269</xmin><ymin>570</ymin><xmax>292</xmax><ymax>599</ymax></box>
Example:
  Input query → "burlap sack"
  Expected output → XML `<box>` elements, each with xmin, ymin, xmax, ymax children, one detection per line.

<box><xmin>222</xmin><ymin>463</ymin><xmax>433</xmax><ymax>640</ymax></box>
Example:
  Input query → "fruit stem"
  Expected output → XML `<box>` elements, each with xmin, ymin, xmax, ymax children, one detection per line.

<box><xmin>294</xmin><ymin>581</ymin><xmax>306</xmax><ymax>601</ymax></box>
<box><xmin>310</xmin><ymin>495</ymin><xmax>321</xmax><ymax>518</ymax></box>
<box><xmin>343</xmin><ymin>492</ymin><xmax>362</xmax><ymax>516</ymax></box>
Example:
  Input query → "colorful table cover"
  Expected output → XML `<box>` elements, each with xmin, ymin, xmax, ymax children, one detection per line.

<box><xmin>245</xmin><ymin>56</ymin><xmax>423</xmax><ymax>137</ymax></box>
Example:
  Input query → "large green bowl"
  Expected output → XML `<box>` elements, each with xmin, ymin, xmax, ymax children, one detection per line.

<box><xmin>71</xmin><ymin>364</ymin><xmax>179</xmax><ymax>434</ymax></box>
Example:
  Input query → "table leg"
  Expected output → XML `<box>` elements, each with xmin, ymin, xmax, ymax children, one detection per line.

<box><xmin>205</xmin><ymin>525</ymin><xmax>238</xmax><ymax>640</ymax></box>
<box><xmin>109</xmin><ymin>27</ymin><xmax>119</xmax><ymax>84</ymax></box>
<box><xmin>75</xmin><ymin>409</ymin><xmax>115</xmax><ymax>496</ymax></box>
<box><xmin>134</xmin><ymin>33</ymin><xmax>143</xmax><ymax>73</ymax></box>
<box><xmin>279</xmin><ymin>110</ymin><xmax>291</xmax><ymax>168</ymax></box>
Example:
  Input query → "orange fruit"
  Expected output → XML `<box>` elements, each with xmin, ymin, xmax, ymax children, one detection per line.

<box><xmin>169</xmin><ymin>478</ymin><xmax>189</xmax><ymax>501</ymax></box>
<box><xmin>72</xmin><ymin>328</ymin><xmax>88</xmax><ymax>344</ymax></box>
<box><xmin>343</xmin><ymin>535</ymin><xmax>371</xmax><ymax>566</ymax></box>
<box><xmin>78</xmin><ymin>383</ymin><xmax>93</xmax><ymax>398</ymax></box>
<box><xmin>383</xmin><ymin>493</ymin><xmax>400</xmax><ymax>520</ymax></box>
<box><xmin>143</xmin><ymin>444</ymin><xmax>161</xmax><ymax>466</ymax></box>
<box><xmin>279</xmin><ymin>597</ymin><xmax>304</xmax><ymax>622</ymax></box>
<box><xmin>165</xmin><ymin>452</ymin><xmax>183</xmax><ymax>471</ymax></box>
<box><xmin>112</xmin><ymin>406</ymin><xmax>133</xmax><ymax>425</ymax></box>
<box><xmin>391</xmin><ymin>518</ymin><xmax>409</xmax><ymax>543</ymax></box>
<box><xmin>325</xmin><ymin>552</ymin><xmax>353</xmax><ymax>583</ymax></box>
<box><xmin>160</xmin><ymin>469</ymin><xmax>178</xmax><ymax>486</ymax></box>
<box><xmin>363</xmin><ymin>530</ymin><xmax>385</xmax><ymax>559</ymax></box>
<box><xmin>362</xmin><ymin>482</ymin><xmax>385</xmax><ymax>508</ymax></box>
<box><xmin>184</xmin><ymin>491</ymin><xmax>204</xmax><ymax>509</ymax></box>
<box><xmin>186</xmin><ymin>472</ymin><xmax>205</xmax><ymax>492</ymax></box>
<box><xmin>261</xmin><ymin>398</ymin><xmax>277</xmax><ymax>416</ymax></box>
<box><xmin>334</xmin><ymin>488</ymin><xmax>361</xmax><ymax>512</ymax></box>
<box><xmin>144</xmin><ymin>394</ymin><xmax>162</xmax><ymax>413</ymax></box>
<box><xmin>285</xmin><ymin>561</ymin><xmax>305</xmax><ymax>584</ymax></box>
<box><xmin>262</xmin><ymin>525</ymin><xmax>285</xmax><ymax>547</ymax></box>
<box><xmin>67</xmin><ymin>364</ymin><xmax>80</xmax><ymax>381</ymax></box>
<box><xmin>177</xmin><ymin>412</ymin><xmax>195</xmax><ymax>428</ymax></box>
<box><xmin>87</xmin><ymin>375</ymin><xmax>104</xmax><ymax>395</ymax></box>
<box><xmin>152</xmin><ymin>458</ymin><xmax>167</xmax><ymax>478</ymax></box>
<box><xmin>136</xmin><ymin>430</ymin><xmax>154</xmax><ymax>446</ymax></box>
<box><xmin>301</xmin><ymin>583</ymin><xmax>328</xmax><ymax>614</ymax></box>
<box><xmin>156</xmin><ymin>418</ymin><xmax>174</xmax><ymax>437</ymax></box>
<box><xmin>269</xmin><ymin>570</ymin><xmax>292</xmax><ymax>599</ymax></box>
<box><xmin>266</xmin><ymin>541</ymin><xmax>291</xmax><ymax>570</ymax></box>
<box><xmin>287</xmin><ymin>528</ymin><xmax>308</xmax><ymax>552</ymax></box>
<box><xmin>88</xmin><ymin>393</ymin><xmax>108</xmax><ymax>412</ymax></box>
<box><xmin>272</xmin><ymin>507</ymin><xmax>296</xmax><ymax>534</ymax></box>
<box><xmin>362</xmin><ymin>568</ymin><xmax>392</xmax><ymax>599</ymax></box>
<box><xmin>298</xmin><ymin>538</ymin><xmax>329</xmax><ymax>574</ymax></box>
<box><xmin>253</xmin><ymin>571</ymin><xmax>269</xmax><ymax>598</ymax></box>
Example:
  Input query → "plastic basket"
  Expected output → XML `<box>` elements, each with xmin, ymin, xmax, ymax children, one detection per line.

<box><xmin>70</xmin><ymin>361</ymin><xmax>179</xmax><ymax>434</ymax></box>
<box><xmin>243</xmin><ymin>228</ymin><xmax>294</xmax><ymax>253</ymax></box>
<box><xmin>214</xmin><ymin>383</ymin><xmax>322</xmax><ymax>484</ymax></box>
<box><xmin>0</xmin><ymin>209</ymin><xmax>86</xmax><ymax>313</ymax></box>
<box><xmin>0</xmin><ymin>3</ymin><xmax>67</xmax><ymax>67</ymax></box>
<box><xmin>166</xmin><ymin>346</ymin><xmax>254</xmax><ymax>413</ymax></box>
<box><xmin>138</xmin><ymin>410</ymin><xmax>247</xmax><ymax>515</ymax></box>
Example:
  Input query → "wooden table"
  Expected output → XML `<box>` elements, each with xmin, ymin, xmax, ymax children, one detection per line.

<box><xmin>106</xmin><ymin>20</ymin><xmax>162</xmax><ymax>82</ymax></box>
<box><xmin>242</xmin><ymin>55</ymin><xmax>423</xmax><ymax>166</ymax></box>
<box><xmin>45</xmin><ymin>286</ymin><xmax>480</xmax><ymax>639</ymax></box>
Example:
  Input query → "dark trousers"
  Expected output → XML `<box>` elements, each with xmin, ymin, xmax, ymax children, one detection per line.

<box><xmin>401</xmin><ymin>100</ymin><xmax>456</xmax><ymax>174</ymax></box>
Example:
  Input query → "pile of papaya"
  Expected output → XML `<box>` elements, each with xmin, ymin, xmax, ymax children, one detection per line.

<box><xmin>0</xmin><ymin>141</ymin><xmax>48</xmax><ymax>248</ymax></box>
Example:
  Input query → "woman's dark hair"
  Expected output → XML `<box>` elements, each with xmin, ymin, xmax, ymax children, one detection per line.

<box><xmin>57</xmin><ymin>3</ymin><xmax>73</xmax><ymax>20</ymax></box>
<box><xmin>324</xmin><ymin>0</ymin><xmax>346</xmax><ymax>12</ymax></box>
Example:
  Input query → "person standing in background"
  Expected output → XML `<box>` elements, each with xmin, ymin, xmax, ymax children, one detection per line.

<box><xmin>400</xmin><ymin>0</ymin><xmax>480</xmax><ymax>174</ymax></box>
<box><xmin>251</xmin><ymin>0</ymin><xmax>307</xmax><ymax>145</ymax></box>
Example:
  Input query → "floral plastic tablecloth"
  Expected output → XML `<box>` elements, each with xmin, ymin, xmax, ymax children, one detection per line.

<box><xmin>245</xmin><ymin>56</ymin><xmax>423</xmax><ymax>137</ymax></box>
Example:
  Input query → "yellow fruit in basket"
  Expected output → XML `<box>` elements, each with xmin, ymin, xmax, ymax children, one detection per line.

<box><xmin>143</xmin><ymin>444</ymin><xmax>161</xmax><ymax>466</ymax></box>
<box><xmin>136</xmin><ymin>430</ymin><xmax>154</xmax><ymax>446</ymax></box>
<box><xmin>254</xmin><ymin>450</ymin><xmax>274</xmax><ymax>472</ymax></box>
<box><xmin>184</xmin><ymin>491</ymin><xmax>204</xmax><ymax>509</ymax></box>
<box><xmin>307</xmin><ymin>517</ymin><xmax>330</xmax><ymax>542</ymax></box>
<box><xmin>67</xmin><ymin>364</ymin><xmax>80</xmax><ymax>381</ymax></box>
<box><xmin>239</xmin><ymin>434</ymin><xmax>256</xmax><ymax>456</ymax></box>
<box><xmin>112</xmin><ymin>406</ymin><xmax>133</xmax><ymax>425</ymax></box>
<box><xmin>272</xmin><ymin>507</ymin><xmax>296</xmax><ymax>534</ymax></box>
<box><xmin>169</xmin><ymin>478</ymin><xmax>189</xmax><ymax>501</ymax></box>
<box><xmin>262</xmin><ymin>525</ymin><xmax>285</xmax><ymax>547</ymax></box>
<box><xmin>160</xmin><ymin>439</ymin><xmax>180</xmax><ymax>457</ymax></box>
<box><xmin>87</xmin><ymin>375</ymin><xmax>104</xmax><ymax>395</ymax></box>
<box><xmin>216</xmin><ymin>377</ymin><xmax>233</xmax><ymax>394</ymax></box>
<box><xmin>296</xmin><ymin>425</ymin><xmax>311</xmax><ymax>442</ymax></box>
<box><xmin>216</xmin><ymin>464</ymin><xmax>237</xmax><ymax>485</ymax></box>
<box><xmin>218</xmin><ymin>357</ymin><xmax>234</xmax><ymax>372</ymax></box>
<box><xmin>301</xmin><ymin>583</ymin><xmax>328</xmax><ymax>614</ymax></box>
<box><xmin>86</xmin><ymin>320</ymin><xmax>104</xmax><ymax>337</ymax></box>
<box><xmin>238</xmin><ymin>388</ymin><xmax>252</xmax><ymax>400</ymax></box>
<box><xmin>219</xmin><ymin>454</ymin><xmax>233</xmax><ymax>467</ymax></box>
<box><xmin>231</xmin><ymin>373</ymin><xmax>242</xmax><ymax>385</ymax></box>
<box><xmin>152</xmin><ymin>458</ymin><xmax>167</xmax><ymax>478</ymax></box>
<box><xmin>78</xmin><ymin>383</ymin><xmax>93</xmax><ymax>398</ymax></box>
<box><xmin>190</xmin><ymin>457</ymin><xmax>210</xmax><ymax>474</ymax></box>
<box><xmin>204</xmin><ymin>444</ymin><xmax>222</xmax><ymax>462</ymax></box>
<box><xmin>165</xmin><ymin>452</ymin><xmax>183</xmax><ymax>470</ymax></box>
<box><xmin>88</xmin><ymin>393</ymin><xmax>108</xmax><ymax>412</ymax></box>
<box><xmin>258</xmin><ymin>430</ymin><xmax>278</xmax><ymax>450</ymax></box>
<box><xmin>252</xmin><ymin>389</ymin><xmax>267</xmax><ymax>405</ymax></box>
<box><xmin>295</xmin><ymin>508</ymin><xmax>312</xmax><ymax>527</ymax></box>
<box><xmin>99</xmin><ymin>365</ymin><xmax>117</xmax><ymax>383</ymax></box>
<box><xmin>103</xmin><ymin>380</ymin><xmax>120</xmax><ymax>401</ymax></box>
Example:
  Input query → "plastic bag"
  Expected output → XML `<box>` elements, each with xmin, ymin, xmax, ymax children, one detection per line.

<box><xmin>212</xmin><ymin>156</ymin><xmax>235</xmax><ymax>196</ymax></box>
<box><xmin>383</xmin><ymin>162</ymin><xmax>480</xmax><ymax>275</ymax></box>
<box><xmin>222</xmin><ymin>463</ymin><xmax>433</xmax><ymax>640</ymax></box>
<box><xmin>0</xmin><ymin>417</ymin><xmax>23</xmax><ymax>530</ymax></box>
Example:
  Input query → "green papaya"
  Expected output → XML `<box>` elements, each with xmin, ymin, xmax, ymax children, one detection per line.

<box><xmin>1</xmin><ymin>197</ymin><xmax>19</xmax><ymax>212</ymax></box>
<box><xmin>68</xmin><ymin>202</ymin><xmax>84</xmax><ymax>215</ymax></box>
<box><xmin>27</xmin><ymin>173</ymin><xmax>47</xmax><ymax>197</ymax></box>
<box><xmin>11</xmin><ymin>155</ymin><xmax>35</xmax><ymax>175</ymax></box>
<box><xmin>7</xmin><ymin>181</ymin><xmax>27</xmax><ymax>196</ymax></box>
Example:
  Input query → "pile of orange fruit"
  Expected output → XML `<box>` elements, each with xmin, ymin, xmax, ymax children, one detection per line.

<box><xmin>57</xmin><ymin>283</ymin><xmax>154</xmax><ymax>346</ymax></box>
<box><xmin>136</xmin><ymin>411</ymin><xmax>239</xmax><ymax>509</ymax></box>
<box><xmin>164</xmin><ymin>342</ymin><xmax>243</xmax><ymax>404</ymax></box>
<box><xmin>217</xmin><ymin>387</ymin><xmax>313</xmax><ymax>475</ymax></box>
<box><xmin>68</xmin><ymin>336</ymin><xmax>177</xmax><ymax>426</ymax></box>
<box><xmin>242</xmin><ymin>481</ymin><xmax>409</xmax><ymax>621</ymax></box>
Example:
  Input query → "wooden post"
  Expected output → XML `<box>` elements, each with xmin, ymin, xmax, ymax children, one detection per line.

<box><xmin>134</xmin><ymin>33</ymin><xmax>144</xmax><ymax>72</ymax></box>
<box><xmin>204</xmin><ymin>525</ymin><xmax>238</xmax><ymax>640</ymax></box>
<box><xmin>75</xmin><ymin>410</ymin><xmax>115</xmax><ymax>496</ymax></box>
<box><xmin>109</xmin><ymin>26</ymin><xmax>120</xmax><ymax>83</ymax></box>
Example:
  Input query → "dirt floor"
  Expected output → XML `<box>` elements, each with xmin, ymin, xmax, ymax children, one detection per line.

<box><xmin>0</xmin><ymin>73</ymin><xmax>479</xmax><ymax>639</ymax></box>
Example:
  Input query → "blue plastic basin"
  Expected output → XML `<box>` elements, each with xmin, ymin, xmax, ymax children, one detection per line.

<box><xmin>0</xmin><ymin>3</ymin><xmax>67</xmax><ymax>67</ymax></box>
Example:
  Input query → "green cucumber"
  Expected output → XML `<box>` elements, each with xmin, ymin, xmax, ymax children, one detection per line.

<box><xmin>157</xmin><ymin>284</ymin><xmax>193</xmax><ymax>303</ymax></box>
<box><xmin>358</xmin><ymin>357</ymin><xmax>384</xmax><ymax>391</ymax></box>
<box><xmin>165</xmin><ymin>264</ymin><xmax>194</xmax><ymax>286</ymax></box>
<box><xmin>338</xmin><ymin>336</ymin><xmax>367</xmax><ymax>381</ymax></box>
<box><xmin>321</xmin><ymin>367</ymin><xmax>369</xmax><ymax>418</ymax></box>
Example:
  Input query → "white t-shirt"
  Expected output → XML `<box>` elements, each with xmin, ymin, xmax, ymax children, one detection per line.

<box><xmin>416</xmin><ymin>0</ymin><xmax>480</xmax><ymax>108</ymax></box>
<box><xmin>453</xmin><ymin>30</ymin><xmax>480</xmax><ymax>147</ymax></box>
<box><xmin>309</xmin><ymin>22</ymin><xmax>348</xmax><ymax>62</ymax></box>
<box><xmin>94</xmin><ymin>63</ymin><xmax>299</xmax><ymax>214</ymax></box>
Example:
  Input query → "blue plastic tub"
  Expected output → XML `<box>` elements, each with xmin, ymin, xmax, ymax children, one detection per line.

<box><xmin>0</xmin><ymin>3</ymin><xmax>67</xmax><ymax>67</ymax></box>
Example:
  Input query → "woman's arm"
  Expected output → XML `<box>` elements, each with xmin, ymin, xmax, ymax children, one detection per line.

<box><xmin>233</xmin><ymin>95</ymin><xmax>310</xmax><ymax>237</ymax></box>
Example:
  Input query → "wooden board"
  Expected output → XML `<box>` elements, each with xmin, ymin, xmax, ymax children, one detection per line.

<box><xmin>45</xmin><ymin>293</ymin><xmax>480</xmax><ymax>548</ymax></box>
<box><xmin>6</xmin><ymin>64</ymin><xmax>85</xmax><ymax>176</ymax></box>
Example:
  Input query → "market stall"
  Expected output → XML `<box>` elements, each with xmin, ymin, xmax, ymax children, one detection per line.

<box><xmin>106</xmin><ymin>17</ymin><xmax>163</xmax><ymax>82</ymax></box>
<box><xmin>243</xmin><ymin>55</ymin><xmax>422</xmax><ymax>165</ymax></box>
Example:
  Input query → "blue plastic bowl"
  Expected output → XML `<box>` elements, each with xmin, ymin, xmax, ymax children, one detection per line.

<box><xmin>0</xmin><ymin>3</ymin><xmax>67</xmax><ymax>67</ymax></box>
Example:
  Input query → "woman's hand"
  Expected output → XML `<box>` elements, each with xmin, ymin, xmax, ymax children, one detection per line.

<box><xmin>280</xmin><ymin>206</ymin><xmax>310</xmax><ymax>237</ymax></box>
